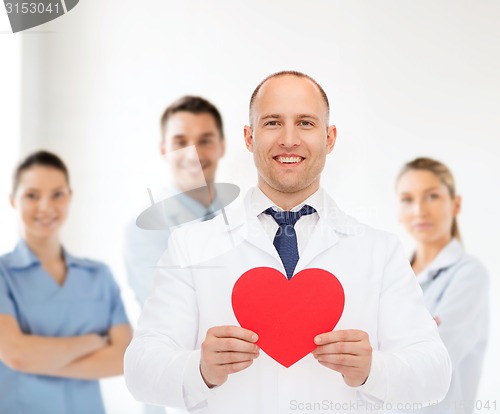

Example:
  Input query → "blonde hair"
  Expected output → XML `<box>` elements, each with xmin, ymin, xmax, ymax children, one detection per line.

<box><xmin>397</xmin><ymin>157</ymin><xmax>461</xmax><ymax>241</ymax></box>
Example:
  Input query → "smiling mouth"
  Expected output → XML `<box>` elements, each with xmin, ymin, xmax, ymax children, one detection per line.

<box><xmin>414</xmin><ymin>223</ymin><xmax>432</xmax><ymax>230</ymax></box>
<box><xmin>35</xmin><ymin>218</ymin><xmax>57</xmax><ymax>226</ymax></box>
<box><xmin>274</xmin><ymin>156</ymin><xmax>305</xmax><ymax>164</ymax></box>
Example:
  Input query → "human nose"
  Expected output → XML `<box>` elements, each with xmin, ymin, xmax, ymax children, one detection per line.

<box><xmin>411</xmin><ymin>199</ymin><xmax>428</xmax><ymax>216</ymax></box>
<box><xmin>184</xmin><ymin>145</ymin><xmax>201</xmax><ymax>162</ymax></box>
<box><xmin>278</xmin><ymin>124</ymin><xmax>300</xmax><ymax>148</ymax></box>
<box><xmin>37</xmin><ymin>196</ymin><xmax>54</xmax><ymax>213</ymax></box>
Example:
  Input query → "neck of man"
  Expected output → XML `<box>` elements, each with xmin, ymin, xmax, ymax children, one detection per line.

<box><xmin>178</xmin><ymin>182</ymin><xmax>216</xmax><ymax>208</ymax></box>
<box><xmin>258</xmin><ymin>177</ymin><xmax>320</xmax><ymax>211</ymax></box>
<box><xmin>412</xmin><ymin>234</ymin><xmax>453</xmax><ymax>275</ymax></box>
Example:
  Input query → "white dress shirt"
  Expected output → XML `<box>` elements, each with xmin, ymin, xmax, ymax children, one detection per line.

<box><xmin>392</xmin><ymin>239</ymin><xmax>489</xmax><ymax>414</ymax></box>
<box><xmin>124</xmin><ymin>187</ymin><xmax>451</xmax><ymax>414</ymax></box>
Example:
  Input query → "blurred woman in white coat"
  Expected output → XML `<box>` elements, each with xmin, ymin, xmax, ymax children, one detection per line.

<box><xmin>396</xmin><ymin>157</ymin><xmax>489</xmax><ymax>414</ymax></box>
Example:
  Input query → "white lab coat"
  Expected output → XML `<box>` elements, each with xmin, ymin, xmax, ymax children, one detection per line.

<box><xmin>392</xmin><ymin>239</ymin><xmax>489</xmax><ymax>414</ymax></box>
<box><xmin>125</xmin><ymin>187</ymin><xmax>451</xmax><ymax>414</ymax></box>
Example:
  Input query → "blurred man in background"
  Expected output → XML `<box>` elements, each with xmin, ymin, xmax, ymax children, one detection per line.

<box><xmin>123</xmin><ymin>96</ymin><xmax>225</xmax><ymax>414</ymax></box>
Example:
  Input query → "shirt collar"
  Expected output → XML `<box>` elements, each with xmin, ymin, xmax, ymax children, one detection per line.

<box><xmin>247</xmin><ymin>186</ymin><xmax>360</xmax><ymax>236</ymax></box>
<box><xmin>6</xmin><ymin>239</ymin><xmax>98</xmax><ymax>271</ymax></box>
<box><xmin>176</xmin><ymin>186</ymin><xmax>222</xmax><ymax>217</ymax></box>
<box><xmin>7</xmin><ymin>239</ymin><xmax>40</xmax><ymax>269</ymax></box>
<box><xmin>63</xmin><ymin>249</ymin><xmax>100</xmax><ymax>269</ymax></box>
<box><xmin>250</xmin><ymin>186</ymin><xmax>324</xmax><ymax>217</ymax></box>
<box><xmin>416</xmin><ymin>238</ymin><xmax>465</xmax><ymax>284</ymax></box>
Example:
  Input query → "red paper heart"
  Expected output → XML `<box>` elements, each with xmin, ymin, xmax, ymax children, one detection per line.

<box><xmin>231</xmin><ymin>267</ymin><xmax>345</xmax><ymax>368</ymax></box>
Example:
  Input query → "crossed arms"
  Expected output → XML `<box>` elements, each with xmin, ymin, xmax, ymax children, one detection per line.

<box><xmin>0</xmin><ymin>314</ymin><xmax>132</xmax><ymax>380</ymax></box>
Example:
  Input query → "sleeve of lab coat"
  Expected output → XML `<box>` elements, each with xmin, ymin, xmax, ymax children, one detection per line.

<box><xmin>124</xmin><ymin>228</ymin><xmax>215</xmax><ymax>411</ymax></box>
<box><xmin>358</xmin><ymin>234</ymin><xmax>452</xmax><ymax>405</ymax></box>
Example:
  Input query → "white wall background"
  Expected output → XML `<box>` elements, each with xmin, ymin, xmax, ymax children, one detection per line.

<box><xmin>0</xmin><ymin>11</ymin><xmax>20</xmax><ymax>254</ymax></box>
<box><xmin>1</xmin><ymin>1</ymin><xmax>499</xmax><ymax>412</ymax></box>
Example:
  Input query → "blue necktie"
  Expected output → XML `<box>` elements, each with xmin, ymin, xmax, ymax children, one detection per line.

<box><xmin>264</xmin><ymin>205</ymin><xmax>316</xmax><ymax>279</ymax></box>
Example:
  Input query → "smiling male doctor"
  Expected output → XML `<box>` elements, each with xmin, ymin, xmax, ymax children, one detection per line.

<box><xmin>125</xmin><ymin>71</ymin><xmax>451</xmax><ymax>414</ymax></box>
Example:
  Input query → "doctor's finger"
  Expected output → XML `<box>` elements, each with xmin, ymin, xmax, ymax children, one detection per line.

<box><xmin>213</xmin><ymin>337</ymin><xmax>260</xmax><ymax>353</ymax></box>
<box><xmin>213</xmin><ymin>351</ymin><xmax>260</xmax><ymax>365</ymax></box>
<box><xmin>314</xmin><ymin>353</ymin><xmax>359</xmax><ymax>367</ymax></box>
<box><xmin>314</xmin><ymin>329</ymin><xmax>368</xmax><ymax>345</ymax></box>
<box><xmin>313</xmin><ymin>340</ymin><xmax>371</xmax><ymax>356</ymax></box>
<box><xmin>208</xmin><ymin>326</ymin><xmax>258</xmax><ymax>342</ymax></box>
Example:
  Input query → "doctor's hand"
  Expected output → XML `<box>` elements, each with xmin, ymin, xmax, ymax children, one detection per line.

<box><xmin>200</xmin><ymin>326</ymin><xmax>259</xmax><ymax>388</ymax></box>
<box><xmin>312</xmin><ymin>329</ymin><xmax>372</xmax><ymax>387</ymax></box>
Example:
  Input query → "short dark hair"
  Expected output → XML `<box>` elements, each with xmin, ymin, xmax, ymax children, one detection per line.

<box><xmin>160</xmin><ymin>96</ymin><xmax>224</xmax><ymax>142</ymax></box>
<box><xmin>249</xmin><ymin>70</ymin><xmax>330</xmax><ymax>123</ymax></box>
<box><xmin>12</xmin><ymin>150</ymin><xmax>70</xmax><ymax>195</ymax></box>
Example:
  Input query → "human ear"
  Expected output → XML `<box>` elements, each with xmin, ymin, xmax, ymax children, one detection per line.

<box><xmin>159</xmin><ymin>141</ymin><xmax>167</xmax><ymax>156</ymax></box>
<box><xmin>326</xmin><ymin>125</ymin><xmax>337</xmax><ymax>154</ymax></box>
<box><xmin>219</xmin><ymin>138</ymin><xmax>226</xmax><ymax>158</ymax></box>
<box><xmin>244</xmin><ymin>126</ymin><xmax>254</xmax><ymax>152</ymax></box>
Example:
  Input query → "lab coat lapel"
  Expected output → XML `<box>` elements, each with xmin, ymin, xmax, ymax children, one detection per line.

<box><xmin>295</xmin><ymin>216</ymin><xmax>340</xmax><ymax>272</ymax></box>
<box><xmin>295</xmin><ymin>193</ymin><xmax>359</xmax><ymax>274</ymax></box>
<box><xmin>416</xmin><ymin>238</ymin><xmax>464</xmax><ymax>282</ymax></box>
<box><xmin>222</xmin><ymin>196</ymin><xmax>283</xmax><ymax>266</ymax></box>
<box><xmin>243</xmin><ymin>215</ymin><xmax>283</xmax><ymax>264</ymax></box>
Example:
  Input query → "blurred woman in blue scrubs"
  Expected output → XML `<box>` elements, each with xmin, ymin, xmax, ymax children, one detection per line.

<box><xmin>396</xmin><ymin>157</ymin><xmax>489</xmax><ymax>414</ymax></box>
<box><xmin>0</xmin><ymin>151</ymin><xmax>132</xmax><ymax>414</ymax></box>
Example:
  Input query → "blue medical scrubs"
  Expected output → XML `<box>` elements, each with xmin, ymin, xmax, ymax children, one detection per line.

<box><xmin>0</xmin><ymin>240</ymin><xmax>129</xmax><ymax>414</ymax></box>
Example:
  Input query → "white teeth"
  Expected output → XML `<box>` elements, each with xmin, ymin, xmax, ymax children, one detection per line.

<box><xmin>277</xmin><ymin>156</ymin><xmax>302</xmax><ymax>164</ymax></box>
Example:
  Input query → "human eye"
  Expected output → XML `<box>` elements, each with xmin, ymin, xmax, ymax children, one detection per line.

<box><xmin>199</xmin><ymin>137</ymin><xmax>213</xmax><ymax>146</ymax></box>
<box><xmin>298</xmin><ymin>120</ymin><xmax>314</xmax><ymax>127</ymax></box>
<box><xmin>427</xmin><ymin>193</ymin><xmax>440</xmax><ymax>200</ymax></box>
<box><xmin>24</xmin><ymin>192</ymin><xmax>38</xmax><ymax>200</ymax></box>
<box><xmin>400</xmin><ymin>196</ymin><xmax>412</xmax><ymax>204</ymax></box>
<box><xmin>264</xmin><ymin>120</ymin><xmax>280</xmax><ymax>126</ymax></box>
<box><xmin>53</xmin><ymin>191</ymin><xmax>65</xmax><ymax>199</ymax></box>
<box><xmin>172</xmin><ymin>139</ymin><xmax>187</xmax><ymax>149</ymax></box>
